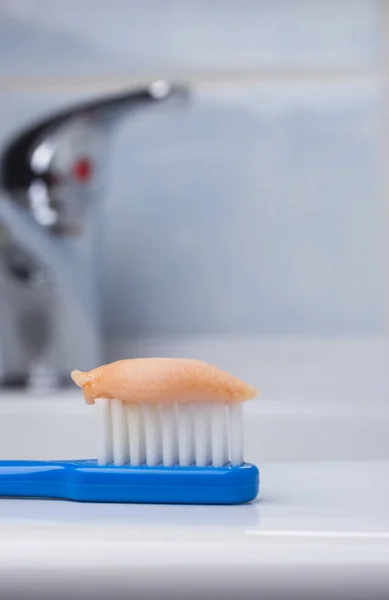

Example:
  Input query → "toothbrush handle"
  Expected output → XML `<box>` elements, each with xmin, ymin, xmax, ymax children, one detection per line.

<box><xmin>0</xmin><ymin>460</ymin><xmax>68</xmax><ymax>499</ymax></box>
<box><xmin>0</xmin><ymin>460</ymin><xmax>259</xmax><ymax>504</ymax></box>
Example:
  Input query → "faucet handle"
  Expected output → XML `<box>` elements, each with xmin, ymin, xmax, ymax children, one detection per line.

<box><xmin>0</xmin><ymin>81</ymin><xmax>189</xmax><ymax>236</ymax></box>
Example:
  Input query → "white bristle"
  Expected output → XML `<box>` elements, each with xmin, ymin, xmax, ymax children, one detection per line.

<box><xmin>211</xmin><ymin>403</ymin><xmax>228</xmax><ymax>467</ymax></box>
<box><xmin>177</xmin><ymin>403</ymin><xmax>194</xmax><ymax>466</ymax></box>
<box><xmin>194</xmin><ymin>403</ymin><xmax>210</xmax><ymax>466</ymax></box>
<box><xmin>224</xmin><ymin>402</ymin><xmax>230</xmax><ymax>460</ymax></box>
<box><xmin>111</xmin><ymin>399</ymin><xmax>128</xmax><ymax>465</ymax></box>
<box><xmin>96</xmin><ymin>399</ymin><xmax>245</xmax><ymax>468</ymax></box>
<box><xmin>229</xmin><ymin>403</ymin><xmax>244</xmax><ymax>465</ymax></box>
<box><xmin>161</xmin><ymin>403</ymin><xmax>178</xmax><ymax>466</ymax></box>
<box><xmin>143</xmin><ymin>404</ymin><xmax>162</xmax><ymax>466</ymax></box>
<box><xmin>96</xmin><ymin>398</ymin><xmax>113</xmax><ymax>466</ymax></box>
<box><xmin>127</xmin><ymin>403</ymin><xmax>144</xmax><ymax>466</ymax></box>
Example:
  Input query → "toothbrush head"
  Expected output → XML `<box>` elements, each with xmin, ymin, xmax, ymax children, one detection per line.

<box><xmin>71</xmin><ymin>358</ymin><xmax>259</xmax><ymax>472</ymax></box>
<box><xmin>0</xmin><ymin>357</ymin><xmax>260</xmax><ymax>506</ymax></box>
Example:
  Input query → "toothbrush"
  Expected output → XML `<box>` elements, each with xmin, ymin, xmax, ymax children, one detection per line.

<box><xmin>0</xmin><ymin>358</ymin><xmax>260</xmax><ymax>504</ymax></box>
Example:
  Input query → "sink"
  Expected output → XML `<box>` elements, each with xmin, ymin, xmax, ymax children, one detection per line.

<box><xmin>0</xmin><ymin>337</ymin><xmax>389</xmax><ymax>599</ymax></box>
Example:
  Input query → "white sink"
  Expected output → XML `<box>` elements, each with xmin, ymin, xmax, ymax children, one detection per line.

<box><xmin>0</xmin><ymin>337</ymin><xmax>388</xmax><ymax>599</ymax></box>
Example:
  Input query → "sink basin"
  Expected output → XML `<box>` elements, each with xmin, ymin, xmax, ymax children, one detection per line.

<box><xmin>0</xmin><ymin>337</ymin><xmax>388</xmax><ymax>599</ymax></box>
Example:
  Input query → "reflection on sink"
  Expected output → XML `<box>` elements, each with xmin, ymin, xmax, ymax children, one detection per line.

<box><xmin>0</xmin><ymin>496</ymin><xmax>261</xmax><ymax>528</ymax></box>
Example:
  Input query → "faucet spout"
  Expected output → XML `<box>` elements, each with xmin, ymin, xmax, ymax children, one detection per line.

<box><xmin>0</xmin><ymin>82</ymin><xmax>189</xmax><ymax>390</ymax></box>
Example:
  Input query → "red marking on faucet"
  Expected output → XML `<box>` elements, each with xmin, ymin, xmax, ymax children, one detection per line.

<box><xmin>72</xmin><ymin>158</ymin><xmax>93</xmax><ymax>182</ymax></box>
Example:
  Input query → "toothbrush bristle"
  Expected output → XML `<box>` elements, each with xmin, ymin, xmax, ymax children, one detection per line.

<box><xmin>111</xmin><ymin>399</ymin><xmax>128</xmax><ymax>465</ymax></box>
<box><xmin>96</xmin><ymin>398</ymin><xmax>113</xmax><ymax>466</ymax></box>
<box><xmin>211</xmin><ymin>404</ymin><xmax>228</xmax><ymax>467</ymax></box>
<box><xmin>96</xmin><ymin>401</ymin><xmax>245</xmax><ymax>467</ymax></box>
<box><xmin>127</xmin><ymin>403</ymin><xmax>144</xmax><ymax>466</ymax></box>
<box><xmin>161</xmin><ymin>404</ymin><xmax>178</xmax><ymax>466</ymax></box>
<box><xmin>143</xmin><ymin>404</ymin><xmax>161</xmax><ymax>466</ymax></box>
<box><xmin>177</xmin><ymin>403</ymin><xmax>194</xmax><ymax>466</ymax></box>
<box><xmin>194</xmin><ymin>404</ymin><xmax>210</xmax><ymax>466</ymax></box>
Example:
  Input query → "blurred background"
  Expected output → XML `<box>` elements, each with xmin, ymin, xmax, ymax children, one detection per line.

<box><xmin>2</xmin><ymin>5</ymin><xmax>389</xmax><ymax>595</ymax></box>
<box><xmin>0</xmin><ymin>0</ymin><xmax>389</xmax><ymax>449</ymax></box>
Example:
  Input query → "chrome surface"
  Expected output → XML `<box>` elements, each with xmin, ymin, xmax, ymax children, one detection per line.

<box><xmin>0</xmin><ymin>82</ymin><xmax>188</xmax><ymax>389</ymax></box>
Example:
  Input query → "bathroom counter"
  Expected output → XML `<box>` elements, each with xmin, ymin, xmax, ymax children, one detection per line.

<box><xmin>1</xmin><ymin>336</ymin><xmax>389</xmax><ymax>599</ymax></box>
<box><xmin>0</xmin><ymin>459</ymin><xmax>388</xmax><ymax>599</ymax></box>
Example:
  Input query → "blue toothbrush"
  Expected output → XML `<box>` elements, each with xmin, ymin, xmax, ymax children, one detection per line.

<box><xmin>0</xmin><ymin>359</ymin><xmax>260</xmax><ymax>504</ymax></box>
<box><xmin>0</xmin><ymin>459</ymin><xmax>259</xmax><ymax>504</ymax></box>
<box><xmin>0</xmin><ymin>399</ymin><xmax>259</xmax><ymax>504</ymax></box>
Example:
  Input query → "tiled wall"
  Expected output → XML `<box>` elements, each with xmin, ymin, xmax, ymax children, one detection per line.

<box><xmin>0</xmin><ymin>0</ymin><xmax>387</xmax><ymax>341</ymax></box>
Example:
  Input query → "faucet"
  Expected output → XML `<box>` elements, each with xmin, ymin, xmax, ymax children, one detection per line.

<box><xmin>0</xmin><ymin>81</ymin><xmax>188</xmax><ymax>391</ymax></box>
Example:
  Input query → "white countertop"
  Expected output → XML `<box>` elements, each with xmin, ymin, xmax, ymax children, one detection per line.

<box><xmin>1</xmin><ymin>459</ymin><xmax>389</xmax><ymax>600</ymax></box>
<box><xmin>1</xmin><ymin>337</ymin><xmax>389</xmax><ymax>599</ymax></box>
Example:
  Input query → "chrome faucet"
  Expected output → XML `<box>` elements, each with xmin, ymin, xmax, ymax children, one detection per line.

<box><xmin>0</xmin><ymin>81</ymin><xmax>188</xmax><ymax>390</ymax></box>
